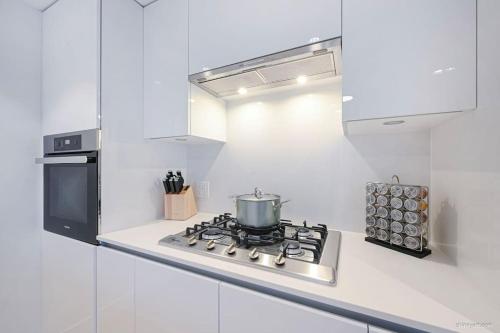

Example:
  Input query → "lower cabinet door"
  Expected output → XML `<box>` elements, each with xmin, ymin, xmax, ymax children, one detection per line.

<box><xmin>369</xmin><ymin>326</ymin><xmax>396</xmax><ymax>333</ymax></box>
<box><xmin>97</xmin><ymin>247</ymin><xmax>135</xmax><ymax>333</ymax></box>
<box><xmin>42</xmin><ymin>232</ymin><xmax>97</xmax><ymax>333</ymax></box>
<box><xmin>219</xmin><ymin>283</ymin><xmax>368</xmax><ymax>333</ymax></box>
<box><xmin>135</xmin><ymin>257</ymin><xmax>219</xmax><ymax>333</ymax></box>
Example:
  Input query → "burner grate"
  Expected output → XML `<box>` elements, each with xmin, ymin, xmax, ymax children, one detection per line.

<box><xmin>183</xmin><ymin>214</ymin><xmax>328</xmax><ymax>264</ymax></box>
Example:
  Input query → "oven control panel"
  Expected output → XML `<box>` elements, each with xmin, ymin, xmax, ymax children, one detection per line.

<box><xmin>54</xmin><ymin>135</ymin><xmax>82</xmax><ymax>151</ymax></box>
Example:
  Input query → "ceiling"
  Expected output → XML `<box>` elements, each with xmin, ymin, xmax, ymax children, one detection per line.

<box><xmin>23</xmin><ymin>0</ymin><xmax>156</xmax><ymax>11</ymax></box>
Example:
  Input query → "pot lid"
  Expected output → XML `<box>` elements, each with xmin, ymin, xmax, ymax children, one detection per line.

<box><xmin>237</xmin><ymin>188</ymin><xmax>280</xmax><ymax>202</ymax></box>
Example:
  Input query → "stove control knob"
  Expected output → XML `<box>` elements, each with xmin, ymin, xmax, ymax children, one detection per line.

<box><xmin>249</xmin><ymin>248</ymin><xmax>259</xmax><ymax>260</ymax></box>
<box><xmin>226</xmin><ymin>243</ymin><xmax>236</xmax><ymax>255</ymax></box>
<box><xmin>206</xmin><ymin>240</ymin><xmax>216</xmax><ymax>250</ymax></box>
<box><xmin>187</xmin><ymin>236</ymin><xmax>197</xmax><ymax>246</ymax></box>
<box><xmin>274</xmin><ymin>253</ymin><xmax>285</xmax><ymax>266</ymax></box>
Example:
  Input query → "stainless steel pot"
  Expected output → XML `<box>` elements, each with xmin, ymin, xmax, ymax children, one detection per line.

<box><xmin>235</xmin><ymin>188</ymin><xmax>290</xmax><ymax>229</ymax></box>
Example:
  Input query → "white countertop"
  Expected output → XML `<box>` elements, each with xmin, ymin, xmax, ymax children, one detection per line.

<box><xmin>97</xmin><ymin>213</ymin><xmax>496</xmax><ymax>333</ymax></box>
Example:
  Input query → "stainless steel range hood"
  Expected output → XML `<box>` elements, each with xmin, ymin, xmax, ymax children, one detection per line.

<box><xmin>189</xmin><ymin>38</ymin><xmax>342</xmax><ymax>98</ymax></box>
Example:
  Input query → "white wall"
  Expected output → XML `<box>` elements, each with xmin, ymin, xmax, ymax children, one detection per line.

<box><xmin>188</xmin><ymin>78</ymin><xmax>430</xmax><ymax>231</ymax></box>
<box><xmin>430</xmin><ymin>0</ymin><xmax>500</xmax><ymax>323</ymax></box>
<box><xmin>100</xmin><ymin>0</ymin><xmax>187</xmax><ymax>233</ymax></box>
<box><xmin>0</xmin><ymin>1</ymin><xmax>42</xmax><ymax>332</ymax></box>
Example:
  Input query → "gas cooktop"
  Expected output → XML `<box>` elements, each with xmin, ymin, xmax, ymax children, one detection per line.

<box><xmin>158</xmin><ymin>213</ymin><xmax>341</xmax><ymax>285</ymax></box>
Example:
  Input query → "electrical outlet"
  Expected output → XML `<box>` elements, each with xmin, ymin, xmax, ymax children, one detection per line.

<box><xmin>195</xmin><ymin>181</ymin><xmax>210</xmax><ymax>199</ymax></box>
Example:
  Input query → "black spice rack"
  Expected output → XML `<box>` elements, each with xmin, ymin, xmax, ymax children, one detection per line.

<box><xmin>365</xmin><ymin>175</ymin><xmax>431</xmax><ymax>258</ymax></box>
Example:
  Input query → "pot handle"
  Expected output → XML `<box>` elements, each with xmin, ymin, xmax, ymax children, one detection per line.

<box><xmin>272</xmin><ymin>200</ymin><xmax>291</xmax><ymax>210</ymax></box>
<box><xmin>228</xmin><ymin>195</ymin><xmax>238</xmax><ymax>205</ymax></box>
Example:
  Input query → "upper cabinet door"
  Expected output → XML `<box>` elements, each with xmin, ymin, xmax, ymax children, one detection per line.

<box><xmin>188</xmin><ymin>0</ymin><xmax>342</xmax><ymax>74</ymax></box>
<box><xmin>219</xmin><ymin>283</ymin><xmax>367</xmax><ymax>333</ymax></box>
<box><xmin>342</xmin><ymin>0</ymin><xmax>476</xmax><ymax>123</ymax></box>
<box><xmin>42</xmin><ymin>0</ymin><xmax>100</xmax><ymax>135</ymax></box>
<box><xmin>144</xmin><ymin>0</ymin><xmax>189</xmax><ymax>139</ymax></box>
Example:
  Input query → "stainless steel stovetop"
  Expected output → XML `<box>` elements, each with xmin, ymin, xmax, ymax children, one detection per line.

<box><xmin>159</xmin><ymin>214</ymin><xmax>341</xmax><ymax>285</ymax></box>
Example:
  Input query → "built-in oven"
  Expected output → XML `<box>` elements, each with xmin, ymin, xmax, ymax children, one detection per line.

<box><xmin>36</xmin><ymin>129</ymin><xmax>100</xmax><ymax>245</ymax></box>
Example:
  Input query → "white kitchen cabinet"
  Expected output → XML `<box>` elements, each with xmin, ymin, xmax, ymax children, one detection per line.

<box><xmin>97</xmin><ymin>247</ymin><xmax>135</xmax><ymax>333</ymax></box>
<box><xmin>219</xmin><ymin>283</ymin><xmax>368</xmax><ymax>333</ymax></box>
<box><xmin>342</xmin><ymin>0</ymin><xmax>476</xmax><ymax>134</ymax></box>
<box><xmin>135</xmin><ymin>257</ymin><xmax>219</xmax><ymax>333</ymax></box>
<box><xmin>369</xmin><ymin>326</ymin><xmax>396</xmax><ymax>333</ymax></box>
<box><xmin>188</xmin><ymin>0</ymin><xmax>342</xmax><ymax>74</ymax></box>
<box><xmin>144</xmin><ymin>0</ymin><xmax>226</xmax><ymax>142</ymax></box>
<box><xmin>42</xmin><ymin>0</ymin><xmax>100</xmax><ymax>135</ymax></box>
<box><xmin>42</xmin><ymin>232</ymin><xmax>96</xmax><ymax>333</ymax></box>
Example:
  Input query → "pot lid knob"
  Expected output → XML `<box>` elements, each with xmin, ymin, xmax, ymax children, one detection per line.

<box><xmin>254</xmin><ymin>187</ymin><xmax>263</xmax><ymax>199</ymax></box>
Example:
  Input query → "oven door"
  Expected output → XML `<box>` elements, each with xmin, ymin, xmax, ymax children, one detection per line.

<box><xmin>41</xmin><ymin>151</ymin><xmax>99</xmax><ymax>245</ymax></box>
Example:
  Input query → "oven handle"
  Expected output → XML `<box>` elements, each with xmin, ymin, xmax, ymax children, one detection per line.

<box><xmin>35</xmin><ymin>156</ymin><xmax>92</xmax><ymax>164</ymax></box>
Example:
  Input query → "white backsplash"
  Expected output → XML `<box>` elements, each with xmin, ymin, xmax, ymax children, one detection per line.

<box><xmin>188</xmin><ymin>78</ymin><xmax>430</xmax><ymax>232</ymax></box>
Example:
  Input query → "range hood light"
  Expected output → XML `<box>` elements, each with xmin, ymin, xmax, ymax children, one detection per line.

<box><xmin>342</xmin><ymin>95</ymin><xmax>353</xmax><ymax>102</ymax></box>
<box><xmin>238</xmin><ymin>87</ymin><xmax>248</xmax><ymax>95</ymax></box>
<box><xmin>296</xmin><ymin>75</ymin><xmax>308</xmax><ymax>85</ymax></box>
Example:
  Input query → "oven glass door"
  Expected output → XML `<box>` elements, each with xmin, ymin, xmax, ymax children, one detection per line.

<box><xmin>43</xmin><ymin>151</ymin><xmax>98</xmax><ymax>244</ymax></box>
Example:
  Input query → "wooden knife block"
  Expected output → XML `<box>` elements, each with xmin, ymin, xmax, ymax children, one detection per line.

<box><xmin>164</xmin><ymin>187</ymin><xmax>197</xmax><ymax>220</ymax></box>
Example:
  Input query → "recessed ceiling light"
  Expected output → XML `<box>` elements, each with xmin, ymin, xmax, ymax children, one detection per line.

<box><xmin>433</xmin><ymin>69</ymin><xmax>443</xmax><ymax>75</ymax></box>
<box><xmin>342</xmin><ymin>95</ymin><xmax>353</xmax><ymax>102</ymax></box>
<box><xmin>238</xmin><ymin>87</ymin><xmax>248</xmax><ymax>95</ymax></box>
<box><xmin>383</xmin><ymin>120</ymin><xmax>405</xmax><ymax>126</ymax></box>
<box><xmin>296</xmin><ymin>75</ymin><xmax>308</xmax><ymax>85</ymax></box>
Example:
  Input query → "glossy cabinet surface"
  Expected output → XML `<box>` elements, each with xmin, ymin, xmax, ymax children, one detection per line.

<box><xmin>42</xmin><ymin>0</ymin><xmax>100</xmax><ymax>135</ymax></box>
<box><xmin>342</xmin><ymin>0</ymin><xmax>476</xmax><ymax>124</ymax></box>
<box><xmin>42</xmin><ymin>232</ymin><xmax>96</xmax><ymax>333</ymax></box>
<box><xmin>143</xmin><ymin>0</ymin><xmax>226</xmax><ymax>141</ymax></box>
<box><xmin>219</xmin><ymin>283</ymin><xmax>368</xmax><ymax>333</ymax></box>
<box><xmin>135</xmin><ymin>257</ymin><xmax>219</xmax><ymax>333</ymax></box>
<box><xmin>144</xmin><ymin>0</ymin><xmax>189</xmax><ymax>139</ymax></box>
<box><xmin>188</xmin><ymin>0</ymin><xmax>342</xmax><ymax>74</ymax></box>
<box><xmin>97</xmin><ymin>247</ymin><xmax>135</xmax><ymax>333</ymax></box>
<box><xmin>369</xmin><ymin>326</ymin><xmax>396</xmax><ymax>333</ymax></box>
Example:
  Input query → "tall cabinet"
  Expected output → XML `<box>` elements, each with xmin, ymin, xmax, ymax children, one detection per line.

<box><xmin>42</xmin><ymin>0</ymin><xmax>100</xmax><ymax>135</ymax></box>
<box><xmin>342</xmin><ymin>0</ymin><xmax>477</xmax><ymax>134</ymax></box>
<box><xmin>41</xmin><ymin>0</ymin><xmax>100</xmax><ymax>332</ymax></box>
